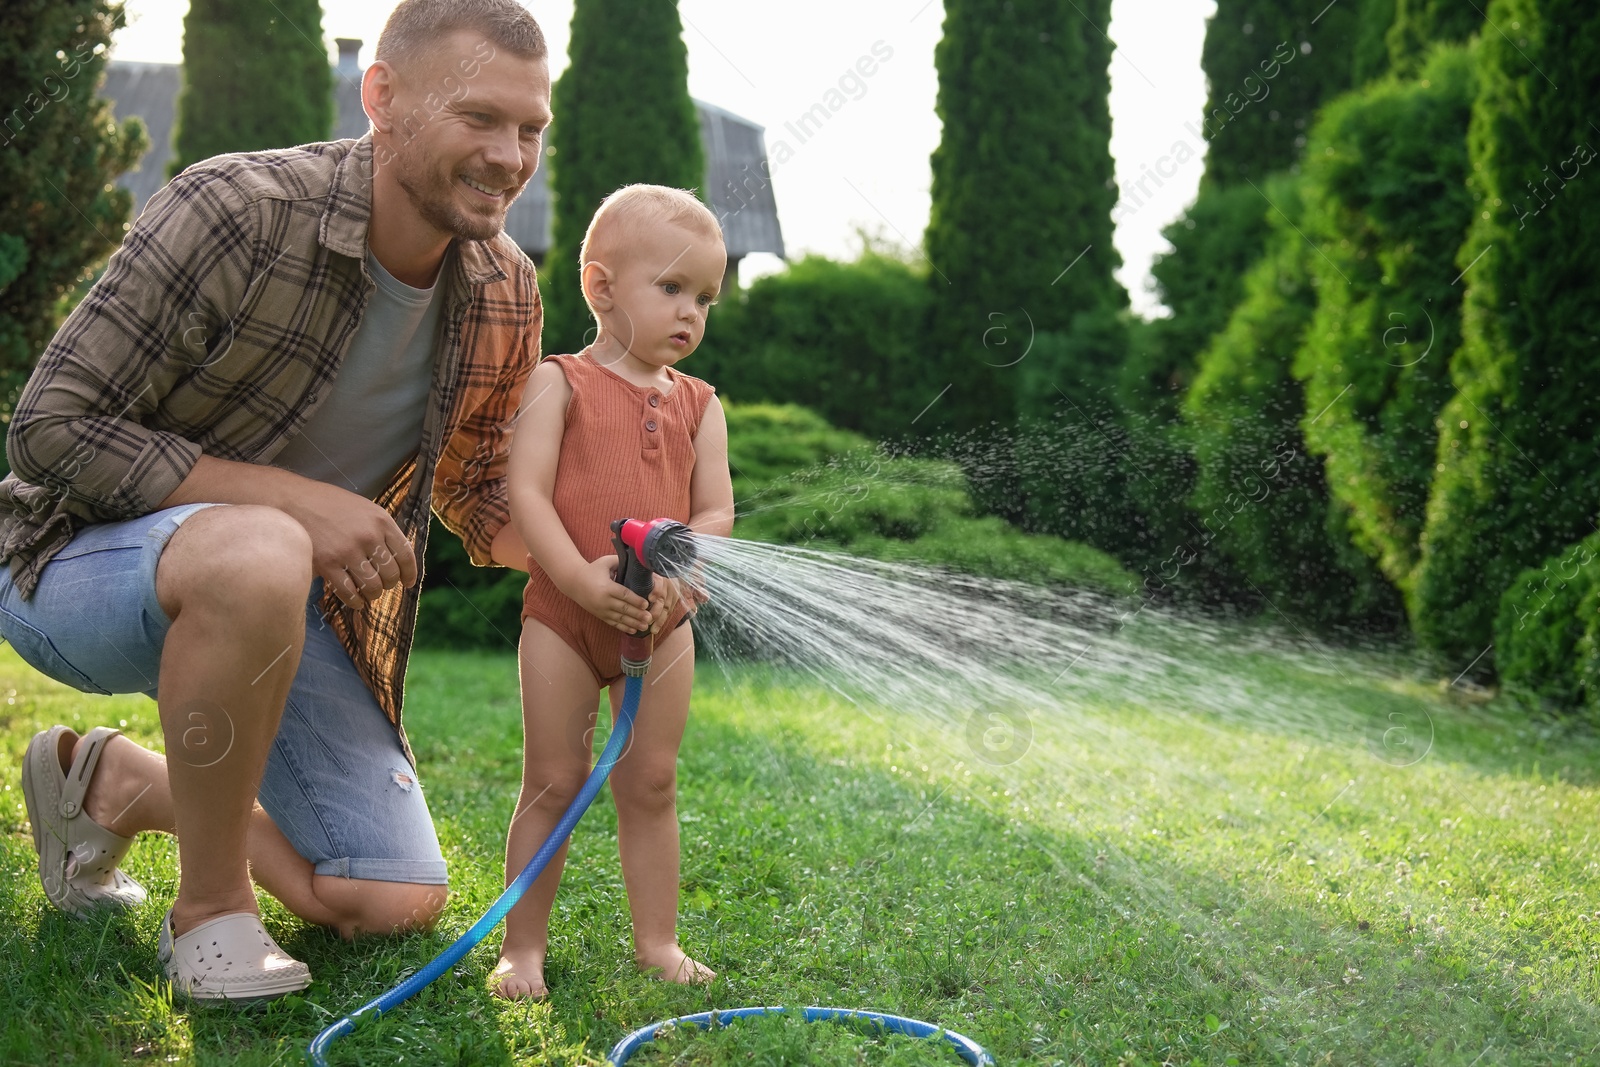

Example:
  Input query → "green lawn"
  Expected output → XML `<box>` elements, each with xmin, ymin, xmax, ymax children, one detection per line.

<box><xmin>2</xmin><ymin>620</ymin><xmax>1598</xmax><ymax>1065</ymax></box>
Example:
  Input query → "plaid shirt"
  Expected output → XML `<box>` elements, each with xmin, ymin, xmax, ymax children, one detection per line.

<box><xmin>0</xmin><ymin>134</ymin><xmax>539</xmax><ymax>748</ymax></box>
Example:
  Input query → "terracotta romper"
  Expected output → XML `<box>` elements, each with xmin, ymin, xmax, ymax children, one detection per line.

<box><xmin>521</xmin><ymin>351</ymin><xmax>717</xmax><ymax>686</ymax></box>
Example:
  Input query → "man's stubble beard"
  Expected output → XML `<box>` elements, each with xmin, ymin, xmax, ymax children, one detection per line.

<box><xmin>392</xmin><ymin>139</ymin><xmax>521</xmax><ymax>242</ymax></box>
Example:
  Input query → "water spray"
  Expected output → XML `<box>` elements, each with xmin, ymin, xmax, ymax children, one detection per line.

<box><xmin>306</xmin><ymin>520</ymin><xmax>992</xmax><ymax>1065</ymax></box>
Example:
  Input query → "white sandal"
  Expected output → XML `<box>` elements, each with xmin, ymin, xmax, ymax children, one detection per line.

<box><xmin>158</xmin><ymin>908</ymin><xmax>312</xmax><ymax>1001</ymax></box>
<box><xmin>21</xmin><ymin>725</ymin><xmax>147</xmax><ymax>917</ymax></box>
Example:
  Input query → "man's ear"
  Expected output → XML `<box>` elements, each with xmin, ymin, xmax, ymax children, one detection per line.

<box><xmin>363</xmin><ymin>60</ymin><xmax>399</xmax><ymax>133</ymax></box>
<box><xmin>582</xmin><ymin>260</ymin><xmax>615</xmax><ymax>312</ymax></box>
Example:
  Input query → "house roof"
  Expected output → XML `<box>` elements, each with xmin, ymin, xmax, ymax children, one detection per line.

<box><xmin>100</xmin><ymin>58</ymin><xmax>785</xmax><ymax>261</ymax></box>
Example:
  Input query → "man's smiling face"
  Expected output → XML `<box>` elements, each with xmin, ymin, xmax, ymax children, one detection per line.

<box><xmin>383</xmin><ymin>30</ymin><xmax>552</xmax><ymax>241</ymax></box>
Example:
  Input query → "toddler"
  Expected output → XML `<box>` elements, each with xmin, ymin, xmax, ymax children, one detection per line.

<box><xmin>493</xmin><ymin>184</ymin><xmax>734</xmax><ymax>999</ymax></box>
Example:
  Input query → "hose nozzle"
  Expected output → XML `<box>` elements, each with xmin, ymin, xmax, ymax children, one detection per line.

<box><xmin>610</xmin><ymin>518</ymin><xmax>699</xmax><ymax>677</ymax></box>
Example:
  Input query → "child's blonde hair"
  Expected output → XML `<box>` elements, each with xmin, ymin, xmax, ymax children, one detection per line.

<box><xmin>579</xmin><ymin>184</ymin><xmax>724</xmax><ymax>280</ymax></box>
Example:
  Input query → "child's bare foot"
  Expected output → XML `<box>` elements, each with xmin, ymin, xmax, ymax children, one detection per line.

<box><xmin>490</xmin><ymin>949</ymin><xmax>549</xmax><ymax>1000</ymax></box>
<box><xmin>637</xmin><ymin>944</ymin><xmax>716</xmax><ymax>985</ymax></box>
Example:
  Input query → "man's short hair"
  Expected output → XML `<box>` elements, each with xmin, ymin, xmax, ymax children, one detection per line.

<box><xmin>580</xmin><ymin>185</ymin><xmax>725</xmax><ymax>271</ymax></box>
<box><xmin>376</xmin><ymin>0</ymin><xmax>547</xmax><ymax>73</ymax></box>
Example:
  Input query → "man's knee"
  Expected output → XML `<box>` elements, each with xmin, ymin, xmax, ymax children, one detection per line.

<box><xmin>324</xmin><ymin>878</ymin><xmax>449</xmax><ymax>939</ymax></box>
<box><xmin>157</xmin><ymin>504</ymin><xmax>313</xmax><ymax>619</ymax></box>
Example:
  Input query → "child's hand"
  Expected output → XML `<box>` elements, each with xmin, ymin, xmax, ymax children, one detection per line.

<box><xmin>571</xmin><ymin>555</ymin><xmax>655</xmax><ymax>634</ymax></box>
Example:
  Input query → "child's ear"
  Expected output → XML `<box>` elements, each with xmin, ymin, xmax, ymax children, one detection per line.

<box><xmin>581</xmin><ymin>260</ymin><xmax>614</xmax><ymax>312</ymax></box>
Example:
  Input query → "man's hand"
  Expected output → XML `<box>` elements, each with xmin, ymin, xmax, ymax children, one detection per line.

<box><xmin>569</xmin><ymin>555</ymin><xmax>654</xmax><ymax>634</ymax></box>
<box><xmin>278</xmin><ymin>481</ymin><xmax>418</xmax><ymax>608</ymax></box>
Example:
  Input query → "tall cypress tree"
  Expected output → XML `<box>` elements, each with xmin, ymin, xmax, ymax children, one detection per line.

<box><xmin>168</xmin><ymin>0</ymin><xmax>332</xmax><ymax>177</ymax></box>
<box><xmin>0</xmin><ymin>0</ymin><xmax>146</xmax><ymax>434</ymax></box>
<box><xmin>1386</xmin><ymin>0</ymin><xmax>1485</xmax><ymax>73</ymax></box>
<box><xmin>1412</xmin><ymin>0</ymin><xmax>1600</xmax><ymax>669</ymax></box>
<box><xmin>1292</xmin><ymin>44</ymin><xmax>1477</xmax><ymax>600</ymax></box>
<box><xmin>1183</xmin><ymin>176</ymin><xmax>1400</xmax><ymax>628</ymax></box>
<box><xmin>921</xmin><ymin>0</ymin><xmax>1125</xmax><ymax>435</ymax></box>
<box><xmin>543</xmin><ymin>0</ymin><xmax>703</xmax><ymax>356</ymax></box>
<box><xmin>1110</xmin><ymin>0</ymin><xmax>1390</xmax><ymax>586</ymax></box>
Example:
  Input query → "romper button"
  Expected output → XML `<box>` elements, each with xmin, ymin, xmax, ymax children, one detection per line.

<box><xmin>645</xmin><ymin>419</ymin><xmax>658</xmax><ymax>432</ymax></box>
<box><xmin>648</xmin><ymin>394</ymin><xmax>660</xmax><ymax>407</ymax></box>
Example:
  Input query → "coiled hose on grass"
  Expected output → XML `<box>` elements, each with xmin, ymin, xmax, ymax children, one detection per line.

<box><xmin>306</xmin><ymin>669</ymin><xmax>996</xmax><ymax>1065</ymax></box>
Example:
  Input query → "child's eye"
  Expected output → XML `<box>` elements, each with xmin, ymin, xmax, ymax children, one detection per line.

<box><xmin>663</xmin><ymin>282</ymin><xmax>681</xmax><ymax>295</ymax></box>
<box><xmin>698</xmin><ymin>294</ymin><xmax>714</xmax><ymax>307</ymax></box>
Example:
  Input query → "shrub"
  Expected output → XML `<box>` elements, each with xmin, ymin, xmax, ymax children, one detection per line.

<box><xmin>542</xmin><ymin>0</ymin><xmax>703</xmax><ymax>356</ymax></box>
<box><xmin>922</xmin><ymin>0</ymin><xmax>1124</xmax><ymax>433</ymax></box>
<box><xmin>1293</xmin><ymin>43</ymin><xmax>1477</xmax><ymax>599</ymax></box>
<box><xmin>1495</xmin><ymin>532</ymin><xmax>1600</xmax><ymax>715</ymax></box>
<box><xmin>1411</xmin><ymin>0</ymin><xmax>1600</xmax><ymax>670</ymax></box>
<box><xmin>1183</xmin><ymin>175</ymin><xmax>1401</xmax><ymax>630</ymax></box>
<box><xmin>690</xmin><ymin>250</ymin><xmax>935</xmax><ymax>435</ymax></box>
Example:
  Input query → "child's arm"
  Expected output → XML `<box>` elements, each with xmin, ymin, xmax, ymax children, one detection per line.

<box><xmin>688</xmin><ymin>395</ymin><xmax>735</xmax><ymax>538</ymax></box>
<box><xmin>506</xmin><ymin>360</ymin><xmax>654</xmax><ymax>635</ymax></box>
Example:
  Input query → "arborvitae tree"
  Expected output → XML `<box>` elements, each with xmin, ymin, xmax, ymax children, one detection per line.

<box><xmin>0</xmin><ymin>0</ymin><xmax>146</xmax><ymax>435</ymax></box>
<box><xmin>543</xmin><ymin>0</ymin><xmax>703</xmax><ymax>356</ymax></box>
<box><xmin>1412</xmin><ymin>0</ymin><xmax>1600</xmax><ymax>670</ymax></box>
<box><xmin>1196</xmin><ymin>0</ymin><xmax>1382</xmax><ymax>187</ymax></box>
<box><xmin>1292</xmin><ymin>43</ymin><xmax>1477</xmax><ymax>600</ymax></box>
<box><xmin>1113</xmin><ymin>0</ymin><xmax>1393</xmax><ymax>581</ymax></box>
<box><xmin>1386</xmin><ymin>0</ymin><xmax>1485</xmax><ymax>73</ymax></box>
<box><xmin>168</xmin><ymin>0</ymin><xmax>332</xmax><ymax>177</ymax></box>
<box><xmin>921</xmin><ymin>0</ymin><xmax>1126</xmax><ymax>435</ymax></box>
<box><xmin>1183</xmin><ymin>175</ymin><xmax>1400</xmax><ymax>629</ymax></box>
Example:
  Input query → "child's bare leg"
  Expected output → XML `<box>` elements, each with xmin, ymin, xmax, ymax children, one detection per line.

<box><xmin>493</xmin><ymin>619</ymin><xmax>601</xmax><ymax>1000</ymax></box>
<box><xmin>608</xmin><ymin>623</ymin><xmax>714</xmax><ymax>985</ymax></box>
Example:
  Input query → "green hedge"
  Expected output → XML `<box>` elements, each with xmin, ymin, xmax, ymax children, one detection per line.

<box><xmin>1495</xmin><ymin>531</ymin><xmax>1600</xmax><ymax>715</ymax></box>
<box><xmin>1183</xmin><ymin>175</ymin><xmax>1401</xmax><ymax>630</ymax></box>
<box><xmin>1292</xmin><ymin>43</ymin><xmax>1477</xmax><ymax>600</ymax></box>
<box><xmin>415</xmin><ymin>401</ymin><xmax>1135</xmax><ymax>648</ymax></box>
<box><xmin>689</xmin><ymin>250</ymin><xmax>936</xmax><ymax>436</ymax></box>
<box><xmin>730</xmin><ymin>404</ymin><xmax>1135</xmax><ymax>596</ymax></box>
<box><xmin>1410</xmin><ymin>0</ymin><xmax>1600</xmax><ymax>670</ymax></box>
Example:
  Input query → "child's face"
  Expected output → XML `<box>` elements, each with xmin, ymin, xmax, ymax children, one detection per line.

<box><xmin>599</xmin><ymin>222</ymin><xmax>726</xmax><ymax>368</ymax></box>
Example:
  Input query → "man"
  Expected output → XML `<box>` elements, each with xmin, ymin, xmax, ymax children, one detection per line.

<box><xmin>1</xmin><ymin>0</ymin><xmax>656</xmax><ymax>1001</ymax></box>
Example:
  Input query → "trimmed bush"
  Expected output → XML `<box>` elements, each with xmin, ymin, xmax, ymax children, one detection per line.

<box><xmin>1183</xmin><ymin>175</ymin><xmax>1401</xmax><ymax>629</ymax></box>
<box><xmin>726</xmin><ymin>403</ymin><xmax>1135</xmax><ymax>596</ymax></box>
<box><xmin>1386</xmin><ymin>0</ymin><xmax>1483</xmax><ymax>73</ymax></box>
<box><xmin>1411</xmin><ymin>0</ymin><xmax>1600</xmax><ymax>669</ymax></box>
<box><xmin>1495</xmin><ymin>532</ymin><xmax>1600</xmax><ymax>715</ymax></box>
<box><xmin>922</xmin><ymin>0</ymin><xmax>1125</xmax><ymax>432</ymax></box>
<box><xmin>1293</xmin><ymin>43</ymin><xmax>1477</xmax><ymax>599</ymax></box>
<box><xmin>689</xmin><ymin>250</ymin><xmax>936</xmax><ymax>434</ymax></box>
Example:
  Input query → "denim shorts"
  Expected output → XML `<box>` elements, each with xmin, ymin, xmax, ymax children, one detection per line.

<box><xmin>0</xmin><ymin>502</ymin><xmax>447</xmax><ymax>885</ymax></box>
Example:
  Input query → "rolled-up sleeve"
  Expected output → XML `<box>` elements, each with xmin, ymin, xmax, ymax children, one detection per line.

<box><xmin>5</xmin><ymin>171</ymin><xmax>253</xmax><ymax>517</ymax></box>
<box><xmin>432</xmin><ymin>290</ymin><xmax>541</xmax><ymax>566</ymax></box>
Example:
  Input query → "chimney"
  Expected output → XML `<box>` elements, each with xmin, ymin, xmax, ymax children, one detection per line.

<box><xmin>335</xmin><ymin>38</ymin><xmax>362</xmax><ymax>78</ymax></box>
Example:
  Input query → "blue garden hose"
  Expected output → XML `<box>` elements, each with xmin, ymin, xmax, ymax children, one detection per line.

<box><xmin>607</xmin><ymin>1005</ymin><xmax>996</xmax><ymax>1065</ymax></box>
<box><xmin>306</xmin><ymin>673</ymin><xmax>646</xmax><ymax>1065</ymax></box>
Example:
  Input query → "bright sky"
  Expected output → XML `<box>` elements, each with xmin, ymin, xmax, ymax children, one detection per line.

<box><xmin>109</xmin><ymin>0</ymin><xmax>1216</xmax><ymax>318</ymax></box>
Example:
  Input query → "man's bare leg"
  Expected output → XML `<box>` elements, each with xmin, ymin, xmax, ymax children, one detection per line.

<box><xmin>68</xmin><ymin>731</ymin><xmax>445</xmax><ymax>938</ymax></box>
<box><xmin>64</xmin><ymin>504</ymin><xmax>444</xmax><ymax>938</ymax></box>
